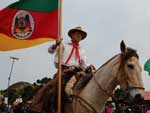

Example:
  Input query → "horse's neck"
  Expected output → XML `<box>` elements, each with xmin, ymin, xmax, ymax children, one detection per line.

<box><xmin>79</xmin><ymin>55</ymin><xmax>121</xmax><ymax>113</ymax></box>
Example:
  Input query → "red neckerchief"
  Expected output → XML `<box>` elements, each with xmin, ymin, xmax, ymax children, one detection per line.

<box><xmin>65</xmin><ymin>43</ymin><xmax>80</xmax><ymax>64</ymax></box>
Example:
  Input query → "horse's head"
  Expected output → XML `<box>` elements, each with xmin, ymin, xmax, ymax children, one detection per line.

<box><xmin>117</xmin><ymin>40</ymin><xmax>144</xmax><ymax>102</ymax></box>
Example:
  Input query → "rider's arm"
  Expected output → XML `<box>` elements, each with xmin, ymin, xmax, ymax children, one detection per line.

<box><xmin>48</xmin><ymin>44</ymin><xmax>57</xmax><ymax>54</ymax></box>
<box><xmin>48</xmin><ymin>38</ymin><xmax>63</xmax><ymax>54</ymax></box>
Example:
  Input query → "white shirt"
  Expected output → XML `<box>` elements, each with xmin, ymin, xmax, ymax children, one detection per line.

<box><xmin>48</xmin><ymin>42</ymin><xmax>89</xmax><ymax>69</ymax></box>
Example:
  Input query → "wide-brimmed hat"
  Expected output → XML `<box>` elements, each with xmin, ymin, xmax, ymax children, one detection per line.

<box><xmin>68</xmin><ymin>27</ymin><xmax>87</xmax><ymax>40</ymax></box>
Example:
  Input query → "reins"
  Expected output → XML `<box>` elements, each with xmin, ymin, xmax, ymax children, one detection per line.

<box><xmin>71</xmin><ymin>53</ymin><xmax>144</xmax><ymax>113</ymax></box>
<box><xmin>72</xmin><ymin>56</ymin><xmax>122</xmax><ymax>113</ymax></box>
<box><xmin>72</xmin><ymin>95</ymin><xmax>98</xmax><ymax>113</ymax></box>
<box><xmin>93</xmin><ymin>76</ymin><xmax>112</xmax><ymax>97</ymax></box>
<box><xmin>93</xmin><ymin>57</ymin><xmax>122</xmax><ymax>97</ymax></box>
<box><xmin>127</xmin><ymin>86</ymin><xmax>145</xmax><ymax>90</ymax></box>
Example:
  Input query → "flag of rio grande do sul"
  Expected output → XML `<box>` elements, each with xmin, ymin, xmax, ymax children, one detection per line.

<box><xmin>0</xmin><ymin>0</ymin><xmax>58</xmax><ymax>51</ymax></box>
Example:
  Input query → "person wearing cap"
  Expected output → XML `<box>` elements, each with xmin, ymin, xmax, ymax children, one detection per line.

<box><xmin>48</xmin><ymin>26</ymin><xmax>89</xmax><ymax>69</ymax></box>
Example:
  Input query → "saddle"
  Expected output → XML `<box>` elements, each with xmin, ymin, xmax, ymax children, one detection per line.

<box><xmin>65</xmin><ymin>71</ymin><xmax>93</xmax><ymax>96</ymax></box>
<box><xmin>30</xmin><ymin>65</ymin><xmax>95</xmax><ymax>113</ymax></box>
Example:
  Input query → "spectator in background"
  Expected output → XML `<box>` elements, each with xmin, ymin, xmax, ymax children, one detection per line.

<box><xmin>0</xmin><ymin>96</ymin><xmax>6</xmax><ymax>113</ymax></box>
<box><xmin>105</xmin><ymin>101</ymin><xmax>114</xmax><ymax>113</ymax></box>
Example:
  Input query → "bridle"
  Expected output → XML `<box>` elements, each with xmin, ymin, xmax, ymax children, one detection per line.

<box><xmin>126</xmin><ymin>86</ymin><xmax>145</xmax><ymax>91</ymax></box>
<box><xmin>72</xmin><ymin>69</ymin><xmax>118</xmax><ymax>113</ymax></box>
<box><xmin>72</xmin><ymin>54</ymin><xmax>145</xmax><ymax>113</ymax></box>
<box><xmin>72</xmin><ymin>95</ymin><xmax>98</xmax><ymax>113</ymax></box>
<box><xmin>72</xmin><ymin>56</ymin><xmax>121</xmax><ymax>113</ymax></box>
<box><xmin>124</xmin><ymin>85</ymin><xmax>145</xmax><ymax>100</ymax></box>
<box><xmin>121</xmin><ymin>53</ymin><xmax>145</xmax><ymax>93</ymax></box>
<box><xmin>93</xmin><ymin>76</ymin><xmax>113</xmax><ymax>97</ymax></box>
<box><xmin>123</xmin><ymin>61</ymin><xmax>145</xmax><ymax>96</ymax></box>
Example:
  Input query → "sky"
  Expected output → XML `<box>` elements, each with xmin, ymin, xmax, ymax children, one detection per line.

<box><xmin>0</xmin><ymin>0</ymin><xmax>150</xmax><ymax>90</ymax></box>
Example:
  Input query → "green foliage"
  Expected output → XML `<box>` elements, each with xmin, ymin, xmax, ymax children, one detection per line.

<box><xmin>0</xmin><ymin>90</ymin><xmax>5</xmax><ymax>96</ymax></box>
<box><xmin>0</xmin><ymin>102</ymin><xmax>6</xmax><ymax>112</ymax></box>
<box><xmin>22</xmin><ymin>85</ymin><xmax>37</xmax><ymax>102</ymax></box>
<box><xmin>8</xmin><ymin>89</ymin><xmax>16</xmax><ymax>104</ymax></box>
<box><xmin>1</xmin><ymin>76</ymin><xmax>51</xmax><ymax>104</ymax></box>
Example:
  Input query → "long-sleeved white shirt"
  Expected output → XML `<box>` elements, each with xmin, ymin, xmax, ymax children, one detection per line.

<box><xmin>48</xmin><ymin>42</ymin><xmax>89</xmax><ymax>69</ymax></box>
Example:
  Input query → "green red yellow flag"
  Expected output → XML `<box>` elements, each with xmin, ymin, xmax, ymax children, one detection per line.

<box><xmin>0</xmin><ymin>0</ymin><xmax>58</xmax><ymax>51</ymax></box>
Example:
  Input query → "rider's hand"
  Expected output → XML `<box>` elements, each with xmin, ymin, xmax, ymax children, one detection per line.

<box><xmin>86</xmin><ymin>65</ymin><xmax>96</xmax><ymax>73</ymax></box>
<box><xmin>52</xmin><ymin>38</ymin><xmax>63</xmax><ymax>50</ymax></box>
<box><xmin>56</xmin><ymin>38</ymin><xmax>63</xmax><ymax>46</ymax></box>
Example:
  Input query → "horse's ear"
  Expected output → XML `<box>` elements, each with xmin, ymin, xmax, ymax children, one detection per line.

<box><xmin>120</xmin><ymin>40</ymin><xmax>127</xmax><ymax>53</ymax></box>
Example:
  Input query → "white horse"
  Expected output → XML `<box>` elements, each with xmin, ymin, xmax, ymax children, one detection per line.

<box><xmin>64</xmin><ymin>41</ymin><xmax>144</xmax><ymax>113</ymax></box>
<box><xmin>31</xmin><ymin>41</ymin><xmax>144</xmax><ymax>113</ymax></box>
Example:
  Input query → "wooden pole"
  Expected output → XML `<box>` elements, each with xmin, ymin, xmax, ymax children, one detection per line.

<box><xmin>57</xmin><ymin>0</ymin><xmax>62</xmax><ymax>113</ymax></box>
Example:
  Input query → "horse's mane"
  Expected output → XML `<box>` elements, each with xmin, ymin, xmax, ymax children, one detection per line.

<box><xmin>96</xmin><ymin>54</ymin><xmax>120</xmax><ymax>72</ymax></box>
<box><xmin>96</xmin><ymin>47</ymin><xmax>138</xmax><ymax>72</ymax></box>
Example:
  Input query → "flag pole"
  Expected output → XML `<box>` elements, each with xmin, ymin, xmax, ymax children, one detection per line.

<box><xmin>57</xmin><ymin>0</ymin><xmax>62</xmax><ymax>113</ymax></box>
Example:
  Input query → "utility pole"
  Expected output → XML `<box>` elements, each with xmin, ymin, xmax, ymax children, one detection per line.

<box><xmin>7</xmin><ymin>56</ymin><xmax>19</xmax><ymax>104</ymax></box>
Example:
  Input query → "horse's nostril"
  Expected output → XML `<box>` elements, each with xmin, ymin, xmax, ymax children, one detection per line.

<box><xmin>133</xmin><ymin>94</ymin><xmax>144</xmax><ymax>104</ymax></box>
<box><xmin>134</xmin><ymin>94</ymin><xmax>143</xmax><ymax>99</ymax></box>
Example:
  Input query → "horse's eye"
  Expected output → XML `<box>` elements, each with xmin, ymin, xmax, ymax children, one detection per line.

<box><xmin>128</xmin><ymin>64</ymin><xmax>134</xmax><ymax>69</ymax></box>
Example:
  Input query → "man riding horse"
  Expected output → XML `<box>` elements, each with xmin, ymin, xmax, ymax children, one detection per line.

<box><xmin>31</xmin><ymin>26</ymin><xmax>95</xmax><ymax>113</ymax></box>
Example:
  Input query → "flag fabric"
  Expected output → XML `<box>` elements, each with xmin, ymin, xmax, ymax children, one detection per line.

<box><xmin>144</xmin><ymin>59</ymin><xmax>150</xmax><ymax>72</ymax></box>
<box><xmin>0</xmin><ymin>0</ymin><xmax>58</xmax><ymax>51</ymax></box>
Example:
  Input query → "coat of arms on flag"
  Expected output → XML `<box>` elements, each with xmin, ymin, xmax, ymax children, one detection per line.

<box><xmin>0</xmin><ymin>0</ymin><xmax>58</xmax><ymax>51</ymax></box>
